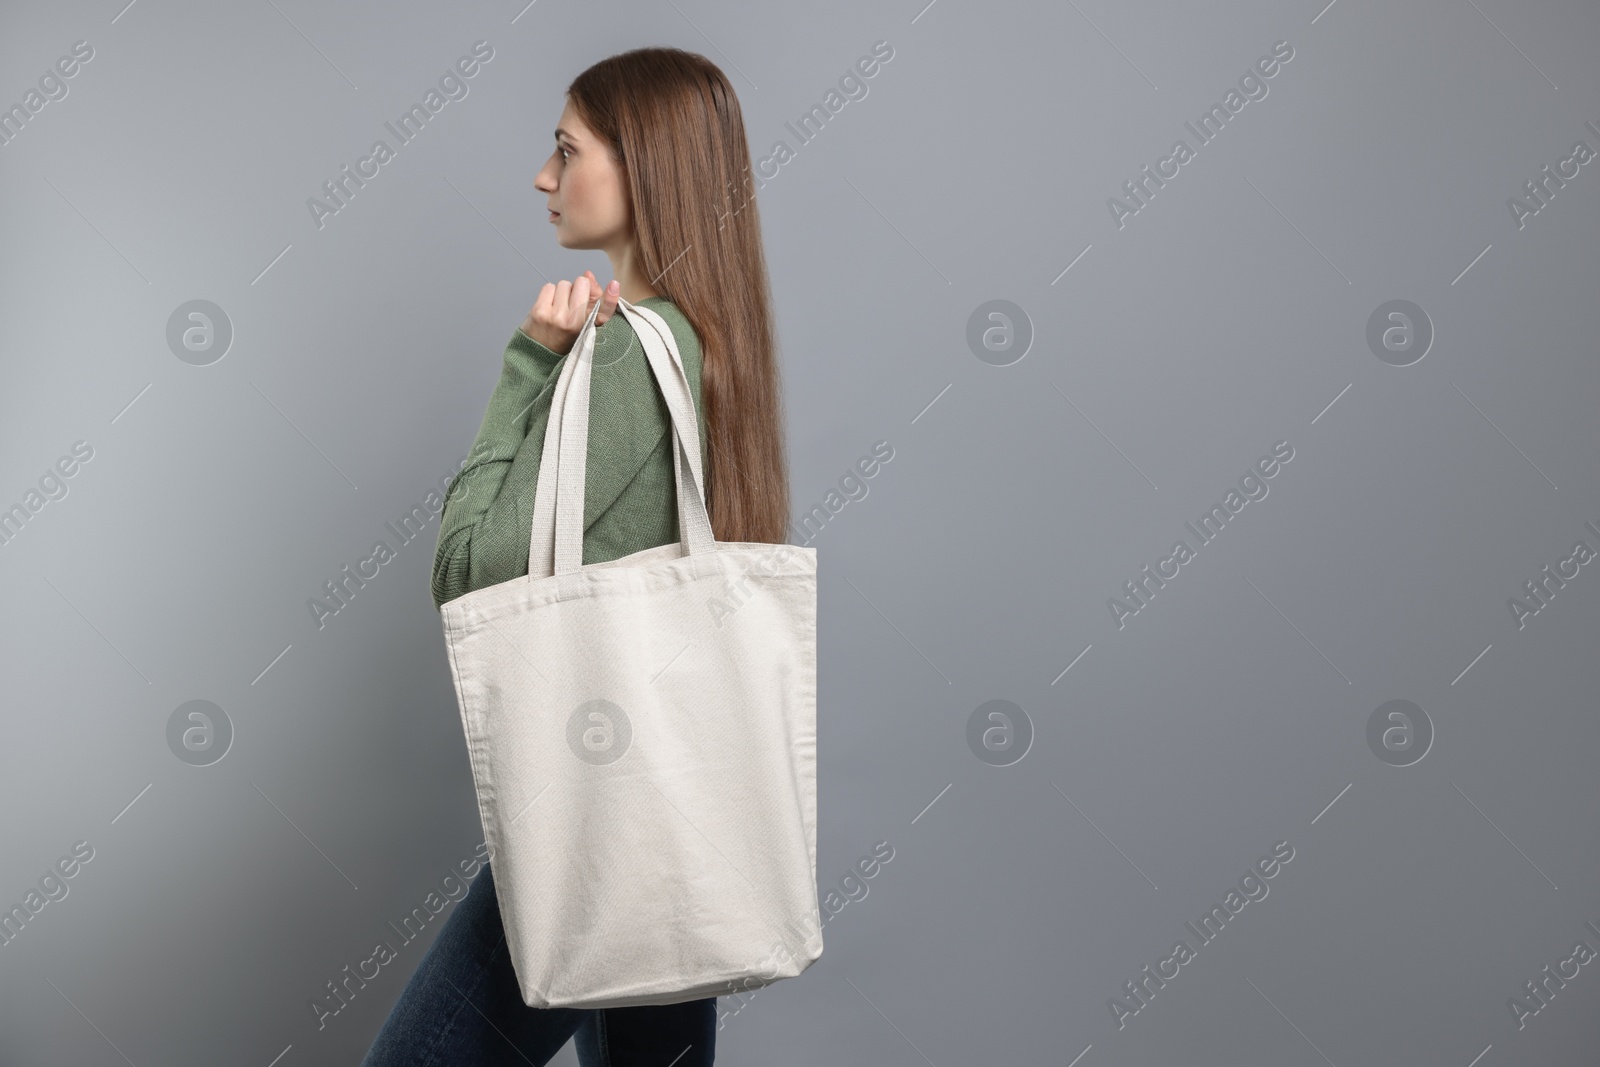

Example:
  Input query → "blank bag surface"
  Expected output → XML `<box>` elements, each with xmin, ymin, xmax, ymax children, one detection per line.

<box><xmin>439</xmin><ymin>297</ymin><xmax>821</xmax><ymax>1009</ymax></box>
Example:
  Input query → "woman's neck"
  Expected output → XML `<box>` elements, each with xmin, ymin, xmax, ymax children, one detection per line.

<box><xmin>606</xmin><ymin>240</ymin><xmax>662</xmax><ymax>302</ymax></box>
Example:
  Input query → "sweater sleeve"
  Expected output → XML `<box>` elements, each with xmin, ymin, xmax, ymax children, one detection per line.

<box><xmin>431</xmin><ymin>327</ymin><xmax>564</xmax><ymax>610</ymax></box>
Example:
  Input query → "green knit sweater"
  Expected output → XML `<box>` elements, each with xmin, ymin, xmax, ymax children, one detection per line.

<box><xmin>431</xmin><ymin>297</ymin><xmax>707</xmax><ymax>611</ymax></box>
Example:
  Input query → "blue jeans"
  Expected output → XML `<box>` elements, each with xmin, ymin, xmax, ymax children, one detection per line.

<box><xmin>361</xmin><ymin>861</ymin><xmax>717</xmax><ymax>1066</ymax></box>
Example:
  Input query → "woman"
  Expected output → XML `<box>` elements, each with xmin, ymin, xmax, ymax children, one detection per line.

<box><xmin>361</xmin><ymin>46</ymin><xmax>790</xmax><ymax>1067</ymax></box>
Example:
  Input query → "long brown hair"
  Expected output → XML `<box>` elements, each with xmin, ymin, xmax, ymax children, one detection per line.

<box><xmin>566</xmin><ymin>47</ymin><xmax>789</xmax><ymax>545</ymax></box>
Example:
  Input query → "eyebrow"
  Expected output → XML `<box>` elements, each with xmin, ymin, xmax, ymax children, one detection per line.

<box><xmin>554</xmin><ymin>128</ymin><xmax>577</xmax><ymax>142</ymax></box>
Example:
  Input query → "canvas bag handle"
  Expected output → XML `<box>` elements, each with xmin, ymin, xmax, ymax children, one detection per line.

<box><xmin>526</xmin><ymin>295</ymin><xmax>715</xmax><ymax>579</ymax></box>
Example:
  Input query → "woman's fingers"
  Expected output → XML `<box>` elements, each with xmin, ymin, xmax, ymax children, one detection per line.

<box><xmin>526</xmin><ymin>274</ymin><xmax>618</xmax><ymax>344</ymax></box>
<box><xmin>547</xmin><ymin>280</ymin><xmax>574</xmax><ymax>331</ymax></box>
<box><xmin>556</xmin><ymin>278</ymin><xmax>580</xmax><ymax>324</ymax></box>
<box><xmin>591</xmin><ymin>272</ymin><xmax>621</xmax><ymax>325</ymax></box>
<box><xmin>532</xmin><ymin>282</ymin><xmax>555</xmax><ymax>318</ymax></box>
<box><xmin>579</xmin><ymin>270</ymin><xmax>603</xmax><ymax>322</ymax></box>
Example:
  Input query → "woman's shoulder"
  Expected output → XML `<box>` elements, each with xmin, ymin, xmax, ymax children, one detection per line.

<box><xmin>632</xmin><ymin>297</ymin><xmax>703</xmax><ymax>365</ymax></box>
<box><xmin>634</xmin><ymin>296</ymin><xmax>693</xmax><ymax>332</ymax></box>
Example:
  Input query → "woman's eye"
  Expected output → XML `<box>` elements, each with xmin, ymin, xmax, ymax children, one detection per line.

<box><xmin>559</xmin><ymin>146</ymin><xmax>571</xmax><ymax>161</ymax></box>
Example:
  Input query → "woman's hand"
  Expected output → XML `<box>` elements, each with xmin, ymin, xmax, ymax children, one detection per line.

<box><xmin>521</xmin><ymin>271</ymin><xmax>621</xmax><ymax>354</ymax></box>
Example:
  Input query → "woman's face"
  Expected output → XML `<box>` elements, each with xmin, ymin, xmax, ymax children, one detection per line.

<box><xmin>535</xmin><ymin>100</ymin><xmax>630</xmax><ymax>251</ymax></box>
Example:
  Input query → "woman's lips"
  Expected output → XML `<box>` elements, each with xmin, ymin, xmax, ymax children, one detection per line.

<box><xmin>549</xmin><ymin>211</ymin><xmax>560</xmax><ymax>221</ymax></box>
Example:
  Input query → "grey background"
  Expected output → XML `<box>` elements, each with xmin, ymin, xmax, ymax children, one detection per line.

<box><xmin>2</xmin><ymin>0</ymin><xmax>1598</xmax><ymax>1063</ymax></box>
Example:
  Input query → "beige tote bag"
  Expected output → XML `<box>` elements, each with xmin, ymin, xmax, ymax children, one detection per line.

<box><xmin>439</xmin><ymin>296</ymin><xmax>821</xmax><ymax>1009</ymax></box>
